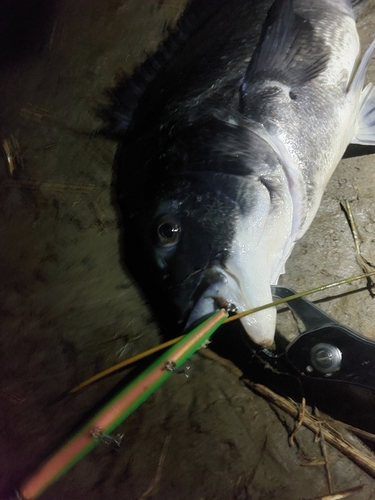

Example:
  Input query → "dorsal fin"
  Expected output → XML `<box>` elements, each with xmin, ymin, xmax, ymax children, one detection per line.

<box><xmin>240</xmin><ymin>0</ymin><xmax>330</xmax><ymax>98</ymax></box>
<box><xmin>101</xmin><ymin>0</ymin><xmax>226</xmax><ymax>139</ymax></box>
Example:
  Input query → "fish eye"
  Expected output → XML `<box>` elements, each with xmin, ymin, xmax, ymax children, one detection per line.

<box><xmin>156</xmin><ymin>215</ymin><xmax>180</xmax><ymax>247</ymax></box>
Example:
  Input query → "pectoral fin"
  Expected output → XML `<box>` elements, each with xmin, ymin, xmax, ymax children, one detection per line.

<box><xmin>349</xmin><ymin>38</ymin><xmax>375</xmax><ymax>145</ymax></box>
<box><xmin>352</xmin><ymin>82</ymin><xmax>375</xmax><ymax>145</ymax></box>
<box><xmin>240</xmin><ymin>0</ymin><xmax>329</xmax><ymax>102</ymax></box>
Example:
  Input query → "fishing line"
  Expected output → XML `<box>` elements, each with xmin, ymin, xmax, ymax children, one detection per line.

<box><xmin>226</xmin><ymin>270</ymin><xmax>375</xmax><ymax>322</ymax></box>
<box><xmin>71</xmin><ymin>270</ymin><xmax>375</xmax><ymax>393</ymax></box>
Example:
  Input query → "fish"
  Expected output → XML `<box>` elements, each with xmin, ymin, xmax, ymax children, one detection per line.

<box><xmin>107</xmin><ymin>0</ymin><xmax>375</xmax><ymax>347</ymax></box>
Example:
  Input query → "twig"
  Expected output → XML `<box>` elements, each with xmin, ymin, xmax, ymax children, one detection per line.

<box><xmin>92</xmin><ymin>201</ymin><xmax>106</xmax><ymax>231</ymax></box>
<box><xmin>324</xmin><ymin>418</ymin><xmax>375</xmax><ymax>444</ymax></box>
<box><xmin>289</xmin><ymin>397</ymin><xmax>306</xmax><ymax>446</ymax></box>
<box><xmin>199</xmin><ymin>349</ymin><xmax>375</xmax><ymax>500</ymax></box>
<box><xmin>243</xmin><ymin>380</ymin><xmax>375</xmax><ymax>480</ymax></box>
<box><xmin>139</xmin><ymin>435</ymin><xmax>171</xmax><ymax>500</ymax></box>
<box><xmin>2</xmin><ymin>135</ymin><xmax>23</xmax><ymax>177</ymax></box>
<box><xmin>318</xmin><ymin>419</ymin><xmax>333</xmax><ymax>494</ymax></box>
<box><xmin>199</xmin><ymin>351</ymin><xmax>373</xmax><ymax>493</ymax></box>
<box><xmin>342</xmin><ymin>200</ymin><xmax>375</xmax><ymax>293</ymax></box>
<box><xmin>309</xmin><ymin>484</ymin><xmax>363</xmax><ymax>499</ymax></box>
<box><xmin>301</xmin><ymin>457</ymin><xmax>334</xmax><ymax>467</ymax></box>
<box><xmin>1</xmin><ymin>178</ymin><xmax>97</xmax><ymax>192</ymax></box>
<box><xmin>20</xmin><ymin>106</ymin><xmax>91</xmax><ymax>136</ymax></box>
<box><xmin>0</xmin><ymin>389</ymin><xmax>26</xmax><ymax>405</ymax></box>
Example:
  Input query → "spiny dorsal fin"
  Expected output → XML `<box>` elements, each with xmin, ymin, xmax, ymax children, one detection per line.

<box><xmin>101</xmin><ymin>0</ymin><xmax>227</xmax><ymax>139</ymax></box>
<box><xmin>241</xmin><ymin>0</ymin><xmax>330</xmax><ymax>98</ymax></box>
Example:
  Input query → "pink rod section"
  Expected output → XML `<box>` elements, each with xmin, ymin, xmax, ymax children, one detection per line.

<box><xmin>19</xmin><ymin>309</ymin><xmax>227</xmax><ymax>499</ymax></box>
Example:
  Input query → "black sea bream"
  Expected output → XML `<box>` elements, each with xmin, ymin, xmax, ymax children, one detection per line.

<box><xmin>109</xmin><ymin>0</ymin><xmax>375</xmax><ymax>347</ymax></box>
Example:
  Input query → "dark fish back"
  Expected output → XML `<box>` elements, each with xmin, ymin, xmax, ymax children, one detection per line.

<box><xmin>104</xmin><ymin>0</ymin><xmax>276</xmax><ymax>138</ymax></box>
<box><xmin>102</xmin><ymin>0</ymin><xmax>229</xmax><ymax>137</ymax></box>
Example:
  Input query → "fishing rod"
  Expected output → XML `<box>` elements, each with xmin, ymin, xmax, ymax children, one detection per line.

<box><xmin>13</xmin><ymin>310</ymin><xmax>227</xmax><ymax>500</ymax></box>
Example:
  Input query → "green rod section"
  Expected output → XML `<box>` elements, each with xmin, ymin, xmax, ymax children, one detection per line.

<box><xmin>19</xmin><ymin>310</ymin><xmax>228</xmax><ymax>500</ymax></box>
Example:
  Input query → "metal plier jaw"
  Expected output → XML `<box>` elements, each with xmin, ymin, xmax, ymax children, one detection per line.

<box><xmin>257</xmin><ymin>286</ymin><xmax>375</xmax><ymax>389</ymax></box>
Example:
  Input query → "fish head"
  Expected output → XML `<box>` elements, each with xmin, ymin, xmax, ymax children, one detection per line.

<box><xmin>127</xmin><ymin>170</ymin><xmax>238</xmax><ymax>314</ymax></box>
<box><xmin>117</xmin><ymin>117</ymin><xmax>293</xmax><ymax>347</ymax></box>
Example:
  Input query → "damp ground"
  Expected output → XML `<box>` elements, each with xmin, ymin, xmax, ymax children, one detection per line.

<box><xmin>1</xmin><ymin>1</ymin><xmax>375</xmax><ymax>499</ymax></box>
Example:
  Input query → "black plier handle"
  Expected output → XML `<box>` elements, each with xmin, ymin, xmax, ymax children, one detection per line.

<box><xmin>259</xmin><ymin>286</ymin><xmax>375</xmax><ymax>389</ymax></box>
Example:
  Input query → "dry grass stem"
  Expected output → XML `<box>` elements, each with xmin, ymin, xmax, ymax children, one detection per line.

<box><xmin>0</xmin><ymin>389</ymin><xmax>26</xmax><ymax>405</ymax></box>
<box><xmin>20</xmin><ymin>106</ymin><xmax>90</xmax><ymax>136</ymax></box>
<box><xmin>301</xmin><ymin>456</ymin><xmax>335</xmax><ymax>467</ymax></box>
<box><xmin>139</xmin><ymin>435</ymin><xmax>171</xmax><ymax>500</ymax></box>
<box><xmin>2</xmin><ymin>178</ymin><xmax>97</xmax><ymax>193</ymax></box>
<box><xmin>2</xmin><ymin>135</ymin><xmax>23</xmax><ymax>177</ymax></box>
<box><xmin>199</xmin><ymin>350</ymin><xmax>375</xmax><ymax>481</ymax></box>
<box><xmin>342</xmin><ymin>200</ymin><xmax>375</xmax><ymax>290</ymax></box>
<box><xmin>289</xmin><ymin>397</ymin><xmax>306</xmax><ymax>446</ymax></box>
<box><xmin>324</xmin><ymin>418</ymin><xmax>375</xmax><ymax>444</ymax></box>
<box><xmin>318</xmin><ymin>420</ymin><xmax>333</xmax><ymax>494</ymax></box>
<box><xmin>310</xmin><ymin>484</ymin><xmax>363</xmax><ymax>499</ymax></box>
<box><xmin>92</xmin><ymin>201</ymin><xmax>106</xmax><ymax>231</ymax></box>
<box><xmin>244</xmin><ymin>379</ymin><xmax>375</xmax><ymax>480</ymax></box>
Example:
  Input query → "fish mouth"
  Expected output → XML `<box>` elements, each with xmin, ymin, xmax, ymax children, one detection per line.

<box><xmin>184</xmin><ymin>266</ymin><xmax>240</xmax><ymax>327</ymax></box>
<box><xmin>182</xmin><ymin>265</ymin><xmax>276</xmax><ymax>348</ymax></box>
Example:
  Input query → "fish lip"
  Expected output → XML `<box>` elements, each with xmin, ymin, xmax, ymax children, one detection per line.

<box><xmin>183</xmin><ymin>265</ymin><xmax>242</xmax><ymax>332</ymax></box>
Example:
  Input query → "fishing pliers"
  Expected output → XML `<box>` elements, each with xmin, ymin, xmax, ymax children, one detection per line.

<box><xmin>256</xmin><ymin>286</ymin><xmax>375</xmax><ymax>390</ymax></box>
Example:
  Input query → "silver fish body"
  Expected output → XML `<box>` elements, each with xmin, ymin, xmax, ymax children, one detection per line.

<box><xmin>111</xmin><ymin>0</ymin><xmax>375</xmax><ymax>346</ymax></box>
